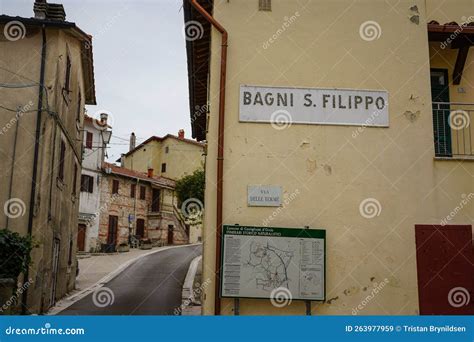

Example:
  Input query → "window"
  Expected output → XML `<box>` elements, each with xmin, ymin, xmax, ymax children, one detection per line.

<box><xmin>131</xmin><ymin>183</ymin><xmax>136</xmax><ymax>198</ymax></box>
<box><xmin>112</xmin><ymin>179</ymin><xmax>119</xmax><ymax>194</ymax></box>
<box><xmin>161</xmin><ymin>163</ymin><xmax>166</xmax><ymax>173</ymax></box>
<box><xmin>165</xmin><ymin>146</ymin><xmax>169</xmax><ymax>153</ymax></box>
<box><xmin>58</xmin><ymin>140</ymin><xmax>66</xmax><ymax>181</ymax></box>
<box><xmin>81</xmin><ymin>175</ymin><xmax>94</xmax><ymax>193</ymax></box>
<box><xmin>140</xmin><ymin>185</ymin><xmax>146</xmax><ymax>200</ymax></box>
<box><xmin>65</xmin><ymin>54</ymin><xmax>72</xmax><ymax>92</ymax></box>
<box><xmin>85</xmin><ymin>131</ymin><xmax>93</xmax><ymax>149</ymax></box>
<box><xmin>72</xmin><ymin>163</ymin><xmax>78</xmax><ymax>195</ymax></box>
<box><xmin>259</xmin><ymin>0</ymin><xmax>271</xmax><ymax>11</ymax></box>
<box><xmin>76</xmin><ymin>91</ymin><xmax>82</xmax><ymax>122</ymax></box>
<box><xmin>151</xmin><ymin>189</ymin><xmax>160</xmax><ymax>212</ymax></box>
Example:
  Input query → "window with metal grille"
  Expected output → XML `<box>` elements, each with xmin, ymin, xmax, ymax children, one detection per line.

<box><xmin>131</xmin><ymin>183</ymin><xmax>136</xmax><ymax>198</ymax></box>
<box><xmin>161</xmin><ymin>163</ymin><xmax>167</xmax><ymax>173</ymax></box>
<box><xmin>140</xmin><ymin>185</ymin><xmax>146</xmax><ymax>200</ymax></box>
<box><xmin>259</xmin><ymin>0</ymin><xmax>271</xmax><ymax>11</ymax></box>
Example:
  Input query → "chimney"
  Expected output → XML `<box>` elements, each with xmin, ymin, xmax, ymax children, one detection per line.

<box><xmin>147</xmin><ymin>168</ymin><xmax>154</xmax><ymax>178</ymax></box>
<box><xmin>34</xmin><ymin>0</ymin><xmax>66</xmax><ymax>21</ymax></box>
<box><xmin>120</xmin><ymin>154</ymin><xmax>125</xmax><ymax>167</ymax></box>
<box><xmin>129</xmin><ymin>132</ymin><xmax>136</xmax><ymax>151</ymax></box>
<box><xmin>100</xmin><ymin>113</ymin><xmax>108</xmax><ymax>126</ymax></box>
<box><xmin>178</xmin><ymin>129</ymin><xmax>185</xmax><ymax>139</ymax></box>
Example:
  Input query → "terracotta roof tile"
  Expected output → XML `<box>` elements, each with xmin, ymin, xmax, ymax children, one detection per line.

<box><xmin>102</xmin><ymin>162</ymin><xmax>175</xmax><ymax>188</ymax></box>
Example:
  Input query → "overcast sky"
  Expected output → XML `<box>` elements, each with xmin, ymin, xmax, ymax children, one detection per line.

<box><xmin>1</xmin><ymin>0</ymin><xmax>191</xmax><ymax>162</ymax></box>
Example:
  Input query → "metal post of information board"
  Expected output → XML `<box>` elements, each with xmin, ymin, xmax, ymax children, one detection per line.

<box><xmin>304</xmin><ymin>226</ymin><xmax>312</xmax><ymax>316</ymax></box>
<box><xmin>305</xmin><ymin>301</ymin><xmax>312</xmax><ymax>316</ymax></box>
<box><xmin>234</xmin><ymin>298</ymin><xmax>240</xmax><ymax>316</ymax></box>
<box><xmin>232</xmin><ymin>225</ymin><xmax>240</xmax><ymax>316</ymax></box>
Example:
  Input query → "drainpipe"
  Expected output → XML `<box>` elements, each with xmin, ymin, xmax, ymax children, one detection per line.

<box><xmin>189</xmin><ymin>0</ymin><xmax>228</xmax><ymax>315</ymax></box>
<box><xmin>22</xmin><ymin>25</ymin><xmax>47</xmax><ymax>315</ymax></box>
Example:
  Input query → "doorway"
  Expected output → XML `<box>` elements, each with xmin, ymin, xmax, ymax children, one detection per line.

<box><xmin>77</xmin><ymin>224</ymin><xmax>86</xmax><ymax>252</ymax></box>
<box><xmin>430</xmin><ymin>69</ymin><xmax>452</xmax><ymax>156</ymax></box>
<box><xmin>167</xmin><ymin>225</ymin><xmax>174</xmax><ymax>245</ymax></box>
<box><xmin>136</xmin><ymin>218</ymin><xmax>145</xmax><ymax>238</ymax></box>
<box><xmin>106</xmin><ymin>215</ymin><xmax>118</xmax><ymax>252</ymax></box>
<box><xmin>415</xmin><ymin>224</ymin><xmax>473</xmax><ymax>314</ymax></box>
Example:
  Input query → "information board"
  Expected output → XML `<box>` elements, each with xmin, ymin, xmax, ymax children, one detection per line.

<box><xmin>221</xmin><ymin>225</ymin><xmax>326</xmax><ymax>301</ymax></box>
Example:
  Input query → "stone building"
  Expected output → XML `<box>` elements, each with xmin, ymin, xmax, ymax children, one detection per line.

<box><xmin>0</xmin><ymin>0</ymin><xmax>96</xmax><ymax>313</ymax></box>
<box><xmin>77</xmin><ymin>114</ymin><xmax>111</xmax><ymax>253</ymax></box>
<box><xmin>98</xmin><ymin>162</ymin><xmax>188</xmax><ymax>251</ymax></box>
<box><xmin>121</xmin><ymin>129</ymin><xmax>205</xmax><ymax>181</ymax></box>
<box><xmin>184</xmin><ymin>0</ymin><xmax>474</xmax><ymax>315</ymax></box>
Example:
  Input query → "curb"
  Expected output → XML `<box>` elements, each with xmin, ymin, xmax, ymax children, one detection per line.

<box><xmin>182</xmin><ymin>255</ymin><xmax>202</xmax><ymax>304</ymax></box>
<box><xmin>47</xmin><ymin>243</ymin><xmax>202</xmax><ymax>315</ymax></box>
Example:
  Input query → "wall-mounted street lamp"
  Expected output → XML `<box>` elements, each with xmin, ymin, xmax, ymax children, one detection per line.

<box><xmin>101</xmin><ymin>129</ymin><xmax>112</xmax><ymax>145</ymax></box>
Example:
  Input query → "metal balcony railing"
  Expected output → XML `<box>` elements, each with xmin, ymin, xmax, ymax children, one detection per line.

<box><xmin>432</xmin><ymin>102</ymin><xmax>473</xmax><ymax>158</ymax></box>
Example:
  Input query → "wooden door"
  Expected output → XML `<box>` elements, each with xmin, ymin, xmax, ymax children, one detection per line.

<box><xmin>136</xmin><ymin>219</ymin><xmax>145</xmax><ymax>238</ymax></box>
<box><xmin>107</xmin><ymin>215</ymin><xmax>118</xmax><ymax>245</ymax></box>
<box><xmin>167</xmin><ymin>225</ymin><xmax>174</xmax><ymax>245</ymax></box>
<box><xmin>77</xmin><ymin>224</ymin><xmax>86</xmax><ymax>251</ymax></box>
<box><xmin>415</xmin><ymin>225</ymin><xmax>473</xmax><ymax>315</ymax></box>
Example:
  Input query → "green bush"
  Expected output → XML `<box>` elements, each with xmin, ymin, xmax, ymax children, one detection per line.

<box><xmin>175</xmin><ymin>168</ymin><xmax>205</xmax><ymax>206</ymax></box>
<box><xmin>0</xmin><ymin>229</ymin><xmax>36</xmax><ymax>279</ymax></box>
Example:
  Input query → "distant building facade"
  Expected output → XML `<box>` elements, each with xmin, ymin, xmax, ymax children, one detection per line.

<box><xmin>98</xmin><ymin>163</ymin><xmax>189</xmax><ymax>251</ymax></box>
<box><xmin>121</xmin><ymin>130</ymin><xmax>205</xmax><ymax>181</ymax></box>
<box><xmin>77</xmin><ymin>114</ymin><xmax>111</xmax><ymax>253</ymax></box>
<box><xmin>0</xmin><ymin>0</ymin><xmax>96</xmax><ymax>313</ymax></box>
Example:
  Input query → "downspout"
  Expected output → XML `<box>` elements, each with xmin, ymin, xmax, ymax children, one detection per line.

<box><xmin>189</xmin><ymin>0</ymin><xmax>228</xmax><ymax>315</ymax></box>
<box><xmin>22</xmin><ymin>25</ymin><xmax>47</xmax><ymax>315</ymax></box>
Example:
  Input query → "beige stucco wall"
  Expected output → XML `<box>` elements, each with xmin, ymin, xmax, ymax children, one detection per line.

<box><xmin>124</xmin><ymin>140</ymin><xmax>162</xmax><ymax>174</ymax></box>
<box><xmin>124</xmin><ymin>137</ymin><xmax>204</xmax><ymax>180</ymax></box>
<box><xmin>200</xmin><ymin>0</ymin><xmax>474</xmax><ymax>315</ymax></box>
<box><xmin>160</xmin><ymin>137</ymin><xmax>205</xmax><ymax>180</ymax></box>
<box><xmin>0</xmin><ymin>26</ymin><xmax>87</xmax><ymax>313</ymax></box>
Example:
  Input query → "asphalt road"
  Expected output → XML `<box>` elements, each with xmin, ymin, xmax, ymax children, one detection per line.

<box><xmin>59</xmin><ymin>244</ymin><xmax>202</xmax><ymax>315</ymax></box>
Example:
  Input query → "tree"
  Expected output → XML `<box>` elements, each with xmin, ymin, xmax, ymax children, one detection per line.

<box><xmin>175</xmin><ymin>168</ymin><xmax>205</xmax><ymax>206</ymax></box>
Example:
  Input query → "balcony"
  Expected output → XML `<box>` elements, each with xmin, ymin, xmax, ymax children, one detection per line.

<box><xmin>432</xmin><ymin>102</ymin><xmax>473</xmax><ymax>159</ymax></box>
